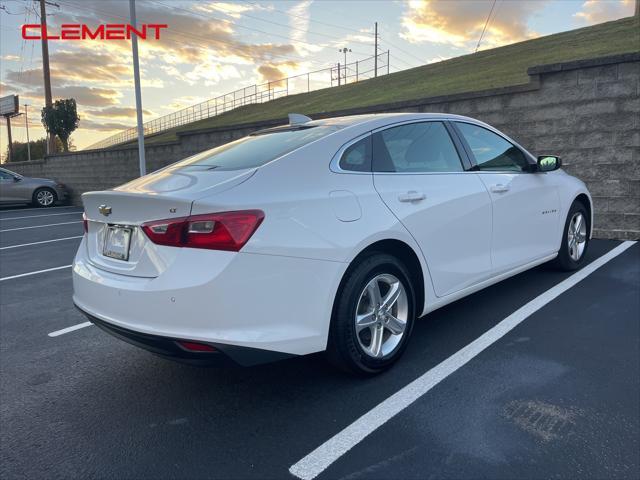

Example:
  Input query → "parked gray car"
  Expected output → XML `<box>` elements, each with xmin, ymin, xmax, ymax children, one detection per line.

<box><xmin>0</xmin><ymin>167</ymin><xmax>68</xmax><ymax>207</ymax></box>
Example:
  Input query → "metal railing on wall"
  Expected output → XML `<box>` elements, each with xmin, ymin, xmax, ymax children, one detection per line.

<box><xmin>87</xmin><ymin>51</ymin><xmax>390</xmax><ymax>150</ymax></box>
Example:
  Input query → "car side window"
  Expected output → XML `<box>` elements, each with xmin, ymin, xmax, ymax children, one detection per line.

<box><xmin>339</xmin><ymin>136</ymin><xmax>371</xmax><ymax>172</ymax></box>
<box><xmin>0</xmin><ymin>171</ymin><xmax>13</xmax><ymax>180</ymax></box>
<box><xmin>455</xmin><ymin>122</ymin><xmax>529</xmax><ymax>172</ymax></box>
<box><xmin>372</xmin><ymin>122</ymin><xmax>463</xmax><ymax>173</ymax></box>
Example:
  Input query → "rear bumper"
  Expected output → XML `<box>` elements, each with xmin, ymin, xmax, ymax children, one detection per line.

<box><xmin>76</xmin><ymin>305</ymin><xmax>294</xmax><ymax>366</ymax></box>
<box><xmin>72</xmin><ymin>236</ymin><xmax>345</xmax><ymax>357</ymax></box>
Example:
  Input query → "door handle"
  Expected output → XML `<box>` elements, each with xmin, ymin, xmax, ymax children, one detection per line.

<box><xmin>398</xmin><ymin>191</ymin><xmax>426</xmax><ymax>203</ymax></box>
<box><xmin>490</xmin><ymin>184</ymin><xmax>510</xmax><ymax>193</ymax></box>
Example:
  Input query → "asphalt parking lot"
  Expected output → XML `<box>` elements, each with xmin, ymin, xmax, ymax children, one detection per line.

<box><xmin>0</xmin><ymin>205</ymin><xmax>638</xmax><ymax>480</ymax></box>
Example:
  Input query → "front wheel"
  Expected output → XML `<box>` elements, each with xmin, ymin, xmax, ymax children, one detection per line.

<box><xmin>32</xmin><ymin>188</ymin><xmax>57</xmax><ymax>208</ymax></box>
<box><xmin>327</xmin><ymin>253</ymin><xmax>416</xmax><ymax>375</ymax></box>
<box><xmin>553</xmin><ymin>201</ymin><xmax>590</xmax><ymax>271</ymax></box>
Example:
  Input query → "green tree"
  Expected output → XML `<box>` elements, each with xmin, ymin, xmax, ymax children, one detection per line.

<box><xmin>4</xmin><ymin>137</ymin><xmax>65</xmax><ymax>163</ymax></box>
<box><xmin>41</xmin><ymin>99</ymin><xmax>80</xmax><ymax>152</ymax></box>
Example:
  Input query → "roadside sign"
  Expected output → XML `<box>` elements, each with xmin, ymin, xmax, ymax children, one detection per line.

<box><xmin>0</xmin><ymin>95</ymin><xmax>19</xmax><ymax>116</ymax></box>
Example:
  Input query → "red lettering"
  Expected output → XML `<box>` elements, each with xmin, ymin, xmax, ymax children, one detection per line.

<box><xmin>126</xmin><ymin>24</ymin><xmax>146</xmax><ymax>39</ymax></box>
<box><xmin>147</xmin><ymin>24</ymin><xmax>168</xmax><ymax>40</ymax></box>
<box><xmin>105</xmin><ymin>24</ymin><xmax>125</xmax><ymax>40</ymax></box>
<box><xmin>21</xmin><ymin>23</ymin><xmax>167</xmax><ymax>40</ymax></box>
<box><xmin>41</xmin><ymin>25</ymin><xmax>59</xmax><ymax>40</ymax></box>
<box><xmin>81</xmin><ymin>24</ymin><xmax>105</xmax><ymax>40</ymax></box>
<box><xmin>21</xmin><ymin>24</ymin><xmax>41</xmax><ymax>40</ymax></box>
<box><xmin>61</xmin><ymin>24</ymin><xmax>81</xmax><ymax>40</ymax></box>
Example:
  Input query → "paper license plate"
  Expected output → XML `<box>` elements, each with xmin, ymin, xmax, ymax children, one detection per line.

<box><xmin>103</xmin><ymin>226</ymin><xmax>132</xmax><ymax>261</ymax></box>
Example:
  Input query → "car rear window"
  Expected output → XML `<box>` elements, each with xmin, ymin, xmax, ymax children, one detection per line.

<box><xmin>174</xmin><ymin>125</ymin><xmax>341</xmax><ymax>171</ymax></box>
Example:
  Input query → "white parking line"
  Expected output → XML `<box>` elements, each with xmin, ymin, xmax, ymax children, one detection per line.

<box><xmin>0</xmin><ymin>212</ymin><xmax>82</xmax><ymax>221</ymax></box>
<box><xmin>289</xmin><ymin>240</ymin><xmax>637</xmax><ymax>480</ymax></box>
<box><xmin>0</xmin><ymin>221</ymin><xmax>82</xmax><ymax>232</ymax></box>
<box><xmin>48</xmin><ymin>321</ymin><xmax>93</xmax><ymax>337</ymax></box>
<box><xmin>0</xmin><ymin>265</ymin><xmax>72</xmax><ymax>282</ymax></box>
<box><xmin>0</xmin><ymin>236</ymin><xmax>83</xmax><ymax>250</ymax></box>
<box><xmin>0</xmin><ymin>205</ymin><xmax>81</xmax><ymax>213</ymax></box>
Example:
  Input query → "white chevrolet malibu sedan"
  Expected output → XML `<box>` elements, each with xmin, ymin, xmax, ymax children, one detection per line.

<box><xmin>73</xmin><ymin>113</ymin><xmax>592</xmax><ymax>374</ymax></box>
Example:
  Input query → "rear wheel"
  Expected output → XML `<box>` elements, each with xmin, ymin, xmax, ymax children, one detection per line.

<box><xmin>553</xmin><ymin>201</ymin><xmax>590</xmax><ymax>271</ymax></box>
<box><xmin>327</xmin><ymin>253</ymin><xmax>416</xmax><ymax>375</ymax></box>
<box><xmin>32</xmin><ymin>188</ymin><xmax>57</xmax><ymax>208</ymax></box>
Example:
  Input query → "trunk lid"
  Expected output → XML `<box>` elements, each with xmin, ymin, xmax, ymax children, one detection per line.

<box><xmin>81</xmin><ymin>167</ymin><xmax>255</xmax><ymax>277</ymax></box>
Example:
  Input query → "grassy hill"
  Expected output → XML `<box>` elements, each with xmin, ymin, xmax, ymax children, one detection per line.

<box><xmin>136</xmin><ymin>16</ymin><xmax>639</xmax><ymax>146</ymax></box>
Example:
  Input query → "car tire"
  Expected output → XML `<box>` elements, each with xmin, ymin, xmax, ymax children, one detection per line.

<box><xmin>32</xmin><ymin>187</ymin><xmax>57</xmax><ymax>208</ymax></box>
<box><xmin>327</xmin><ymin>253</ymin><xmax>416</xmax><ymax>375</ymax></box>
<box><xmin>553</xmin><ymin>201</ymin><xmax>590</xmax><ymax>271</ymax></box>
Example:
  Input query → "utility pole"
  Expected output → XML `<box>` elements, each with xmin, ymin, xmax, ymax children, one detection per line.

<box><xmin>374</xmin><ymin>22</ymin><xmax>378</xmax><ymax>78</ymax></box>
<box><xmin>129</xmin><ymin>0</ymin><xmax>146</xmax><ymax>176</ymax></box>
<box><xmin>337</xmin><ymin>63</ymin><xmax>341</xmax><ymax>86</ymax></box>
<box><xmin>24</xmin><ymin>104</ymin><xmax>31</xmax><ymax>161</ymax></box>
<box><xmin>635</xmin><ymin>0</ymin><xmax>639</xmax><ymax>17</ymax></box>
<box><xmin>6</xmin><ymin>117</ymin><xmax>13</xmax><ymax>163</ymax></box>
<box><xmin>39</xmin><ymin>0</ymin><xmax>55</xmax><ymax>155</ymax></box>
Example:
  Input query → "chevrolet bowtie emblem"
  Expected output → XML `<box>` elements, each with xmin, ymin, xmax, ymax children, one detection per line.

<box><xmin>98</xmin><ymin>205</ymin><xmax>112</xmax><ymax>216</ymax></box>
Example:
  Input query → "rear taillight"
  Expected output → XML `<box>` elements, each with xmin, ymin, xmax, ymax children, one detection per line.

<box><xmin>141</xmin><ymin>210</ymin><xmax>264</xmax><ymax>252</ymax></box>
<box><xmin>82</xmin><ymin>212</ymin><xmax>88</xmax><ymax>234</ymax></box>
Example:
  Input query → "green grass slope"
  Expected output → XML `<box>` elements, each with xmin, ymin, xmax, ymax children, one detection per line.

<box><xmin>138</xmin><ymin>16</ymin><xmax>639</xmax><ymax>146</ymax></box>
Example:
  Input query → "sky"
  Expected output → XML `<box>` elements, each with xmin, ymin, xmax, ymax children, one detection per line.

<box><xmin>0</xmin><ymin>0</ymin><xmax>636</xmax><ymax>156</ymax></box>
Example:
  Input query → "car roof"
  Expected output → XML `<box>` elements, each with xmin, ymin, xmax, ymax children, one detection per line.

<box><xmin>305</xmin><ymin>112</ymin><xmax>483</xmax><ymax>129</ymax></box>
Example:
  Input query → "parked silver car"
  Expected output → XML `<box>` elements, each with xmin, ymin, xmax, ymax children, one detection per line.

<box><xmin>0</xmin><ymin>167</ymin><xmax>68</xmax><ymax>207</ymax></box>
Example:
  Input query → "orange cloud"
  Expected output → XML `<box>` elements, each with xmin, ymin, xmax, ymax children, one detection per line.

<box><xmin>574</xmin><ymin>0</ymin><xmax>634</xmax><ymax>24</ymax></box>
<box><xmin>257</xmin><ymin>61</ymin><xmax>300</xmax><ymax>83</ymax></box>
<box><xmin>401</xmin><ymin>0</ymin><xmax>546</xmax><ymax>50</ymax></box>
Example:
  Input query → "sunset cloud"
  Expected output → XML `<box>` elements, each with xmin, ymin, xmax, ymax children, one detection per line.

<box><xmin>257</xmin><ymin>61</ymin><xmax>301</xmax><ymax>83</ymax></box>
<box><xmin>193</xmin><ymin>2</ymin><xmax>258</xmax><ymax>19</ymax></box>
<box><xmin>574</xmin><ymin>0</ymin><xmax>634</xmax><ymax>24</ymax></box>
<box><xmin>23</xmin><ymin>85</ymin><xmax>121</xmax><ymax>107</ymax></box>
<box><xmin>400</xmin><ymin>0</ymin><xmax>546</xmax><ymax>50</ymax></box>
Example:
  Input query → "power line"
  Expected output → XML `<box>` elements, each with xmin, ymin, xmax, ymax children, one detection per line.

<box><xmin>151</xmin><ymin>1</ymin><xmax>370</xmax><ymax>55</ymax></box>
<box><xmin>377</xmin><ymin>29</ymin><xmax>427</xmax><ymax>66</ymax></box>
<box><xmin>381</xmin><ymin>44</ymin><xmax>420</xmax><ymax>69</ymax></box>
<box><xmin>55</xmin><ymin>0</ymin><xmax>330</xmax><ymax>67</ymax></box>
<box><xmin>475</xmin><ymin>0</ymin><xmax>498</xmax><ymax>53</ymax></box>
<box><xmin>246</xmin><ymin>1</ymin><xmax>364</xmax><ymax>35</ymax></box>
<box><xmin>184</xmin><ymin>1</ymin><xmax>374</xmax><ymax>48</ymax></box>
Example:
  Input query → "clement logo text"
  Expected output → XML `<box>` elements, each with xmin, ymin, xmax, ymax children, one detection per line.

<box><xmin>21</xmin><ymin>24</ymin><xmax>168</xmax><ymax>40</ymax></box>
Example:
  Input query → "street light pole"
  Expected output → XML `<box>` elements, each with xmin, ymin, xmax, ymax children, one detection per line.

<box><xmin>338</xmin><ymin>47</ymin><xmax>351</xmax><ymax>84</ymax></box>
<box><xmin>24</xmin><ymin>104</ymin><xmax>31</xmax><ymax>162</ymax></box>
<box><xmin>129</xmin><ymin>0</ymin><xmax>146</xmax><ymax>176</ymax></box>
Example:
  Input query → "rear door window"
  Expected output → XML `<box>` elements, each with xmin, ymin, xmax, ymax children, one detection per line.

<box><xmin>372</xmin><ymin>122</ymin><xmax>464</xmax><ymax>173</ymax></box>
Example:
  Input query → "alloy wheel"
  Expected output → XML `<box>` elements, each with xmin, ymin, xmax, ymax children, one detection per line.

<box><xmin>567</xmin><ymin>212</ymin><xmax>587</xmax><ymax>261</ymax></box>
<box><xmin>354</xmin><ymin>273</ymin><xmax>408</xmax><ymax>359</ymax></box>
<box><xmin>36</xmin><ymin>190</ymin><xmax>55</xmax><ymax>206</ymax></box>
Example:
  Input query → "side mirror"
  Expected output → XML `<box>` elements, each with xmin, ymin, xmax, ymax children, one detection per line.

<box><xmin>13</xmin><ymin>176</ymin><xmax>21</xmax><ymax>182</ymax></box>
<box><xmin>537</xmin><ymin>155</ymin><xmax>561</xmax><ymax>172</ymax></box>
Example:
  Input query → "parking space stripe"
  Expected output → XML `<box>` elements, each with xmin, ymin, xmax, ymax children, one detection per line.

<box><xmin>289</xmin><ymin>240</ymin><xmax>637</xmax><ymax>480</ymax></box>
<box><xmin>48</xmin><ymin>321</ymin><xmax>92</xmax><ymax>337</ymax></box>
<box><xmin>0</xmin><ymin>212</ymin><xmax>82</xmax><ymax>221</ymax></box>
<box><xmin>0</xmin><ymin>236</ymin><xmax>83</xmax><ymax>250</ymax></box>
<box><xmin>0</xmin><ymin>221</ymin><xmax>82</xmax><ymax>232</ymax></box>
<box><xmin>0</xmin><ymin>205</ymin><xmax>80</xmax><ymax>213</ymax></box>
<box><xmin>0</xmin><ymin>265</ymin><xmax>72</xmax><ymax>282</ymax></box>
